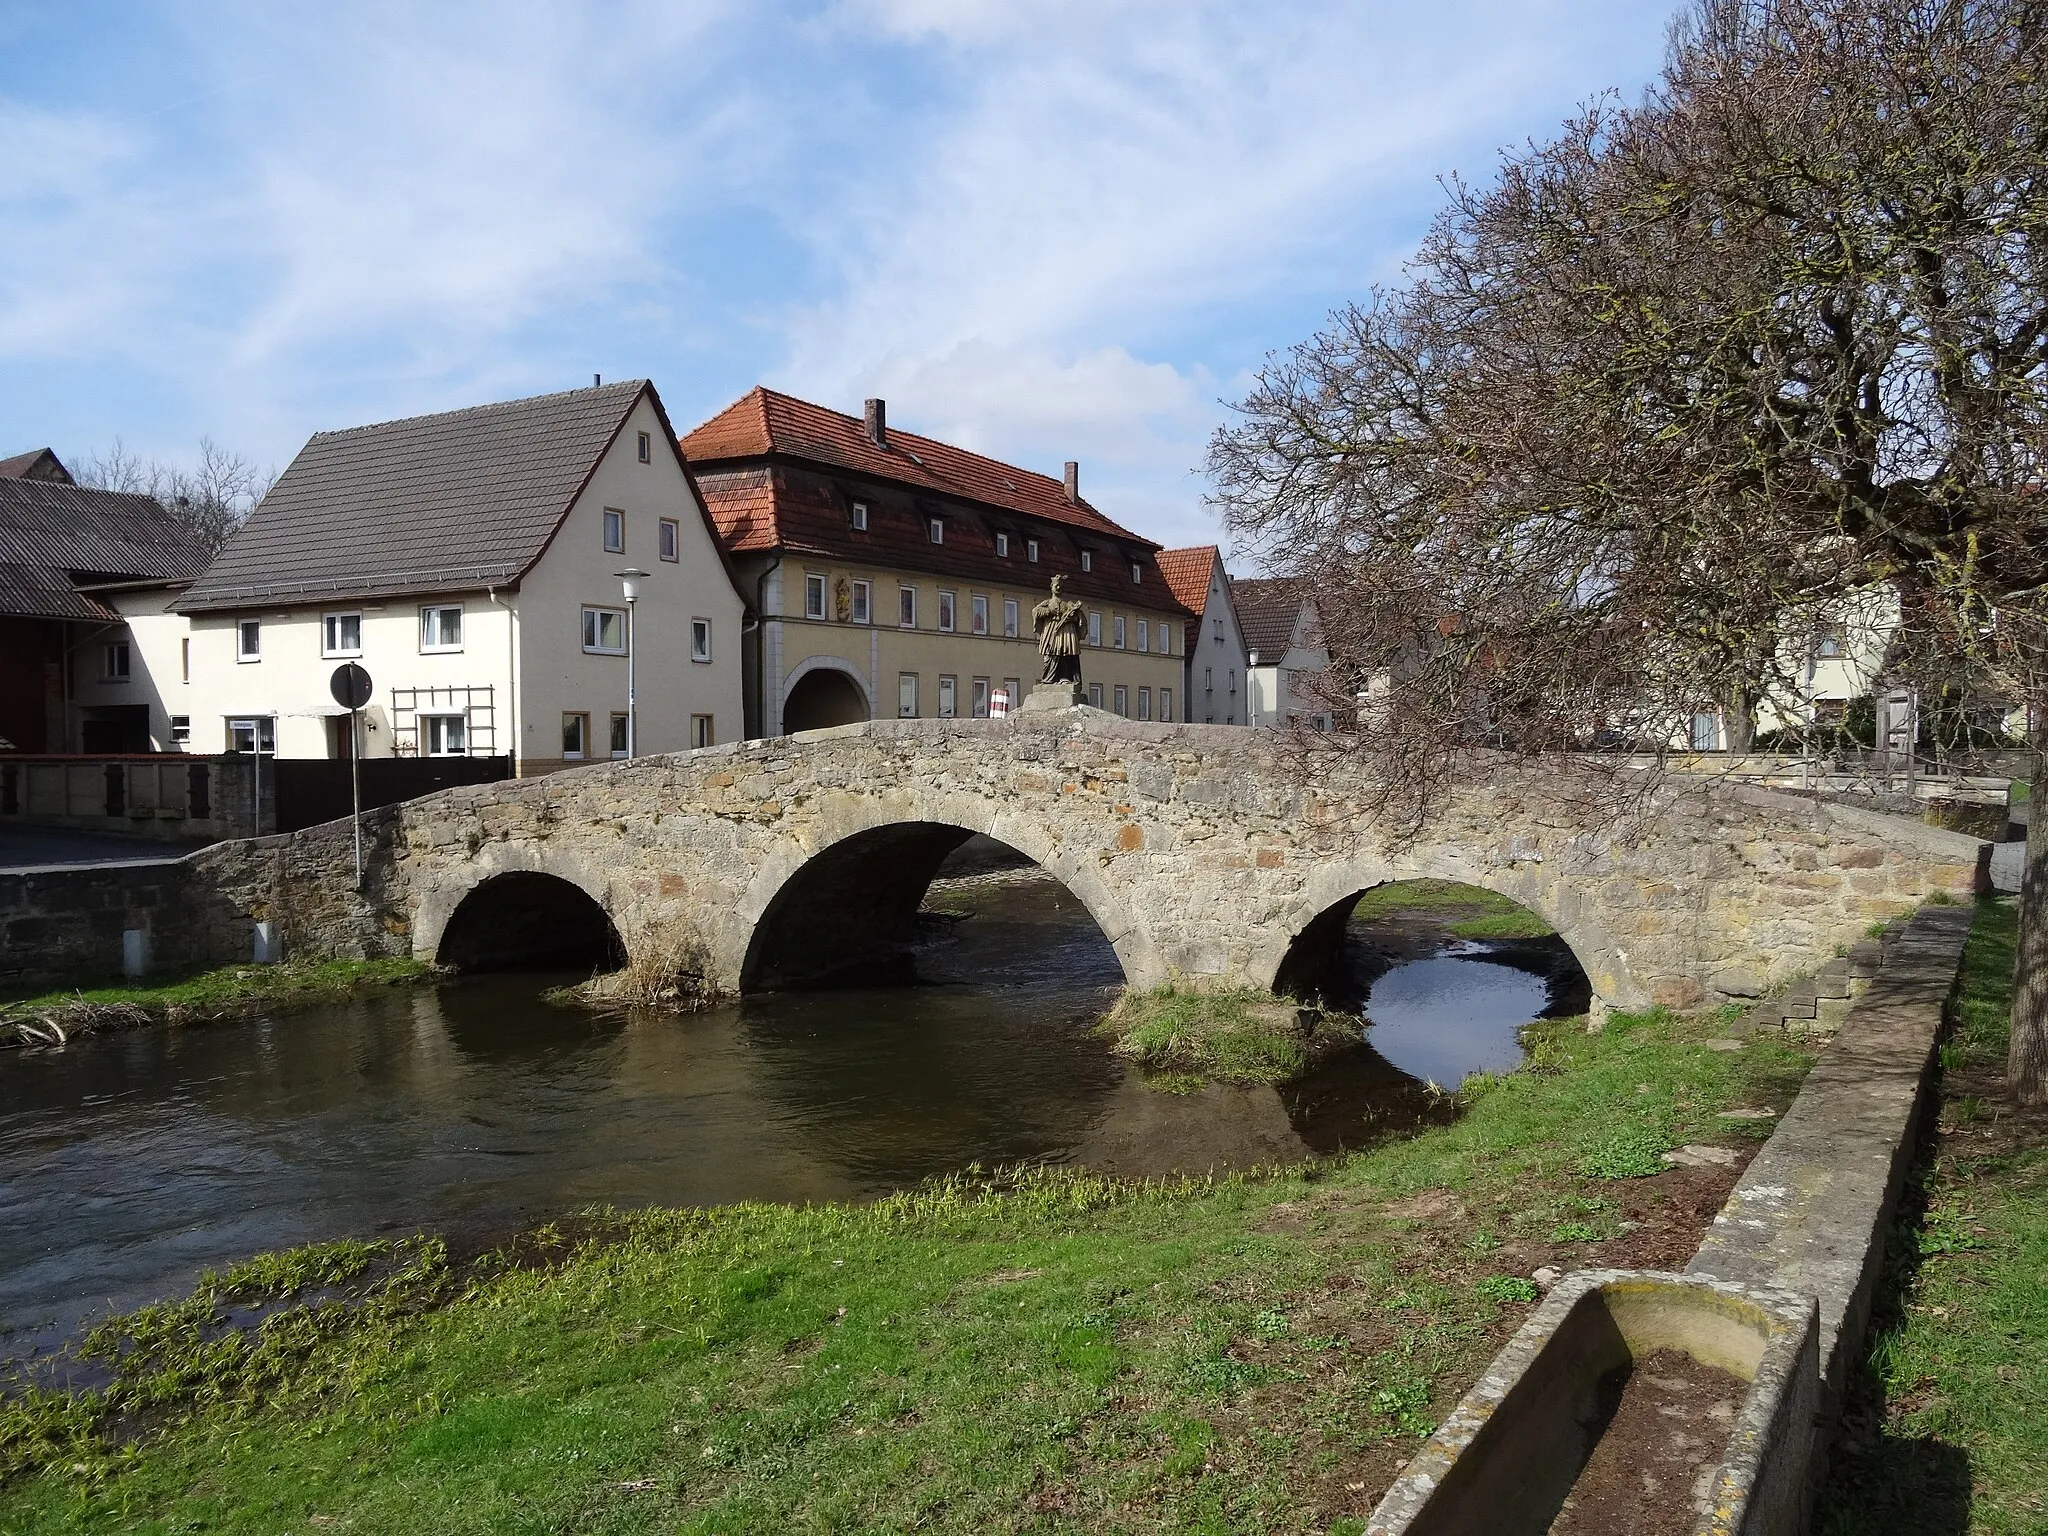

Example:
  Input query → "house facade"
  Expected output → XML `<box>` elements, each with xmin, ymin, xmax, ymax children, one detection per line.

<box><xmin>171</xmin><ymin>381</ymin><xmax>746</xmax><ymax>774</ymax></box>
<box><xmin>1234</xmin><ymin>577</ymin><xmax>1334</xmax><ymax>729</ymax></box>
<box><xmin>1156</xmin><ymin>546</ymin><xmax>1250</xmax><ymax>726</ymax></box>
<box><xmin>681</xmin><ymin>391</ymin><xmax>1192</xmax><ymax>736</ymax></box>
<box><xmin>0</xmin><ymin>451</ymin><xmax>209</xmax><ymax>754</ymax></box>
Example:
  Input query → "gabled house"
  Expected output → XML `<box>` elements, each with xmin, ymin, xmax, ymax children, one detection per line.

<box><xmin>680</xmin><ymin>390</ymin><xmax>1193</xmax><ymax>735</ymax></box>
<box><xmin>0</xmin><ymin>450</ymin><xmax>209</xmax><ymax>753</ymax></box>
<box><xmin>171</xmin><ymin>381</ymin><xmax>747</xmax><ymax>773</ymax></box>
<box><xmin>1234</xmin><ymin>577</ymin><xmax>1333</xmax><ymax>730</ymax></box>
<box><xmin>1156</xmin><ymin>545</ymin><xmax>1250</xmax><ymax>726</ymax></box>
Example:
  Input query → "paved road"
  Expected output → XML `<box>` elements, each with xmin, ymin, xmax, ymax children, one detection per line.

<box><xmin>0</xmin><ymin>824</ymin><xmax>213</xmax><ymax>873</ymax></box>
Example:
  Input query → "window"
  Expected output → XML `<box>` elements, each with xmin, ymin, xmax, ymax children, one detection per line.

<box><xmin>851</xmin><ymin>501</ymin><xmax>869</xmax><ymax>531</ymax></box>
<box><xmin>322</xmin><ymin>612</ymin><xmax>361</xmax><ymax>657</ymax></box>
<box><xmin>938</xmin><ymin>675</ymin><xmax>957</xmax><ymax>718</ymax></box>
<box><xmin>851</xmin><ymin>579</ymin><xmax>872</xmax><ymax>624</ymax></box>
<box><xmin>237</xmin><ymin>619</ymin><xmax>261</xmax><ymax>661</ymax></box>
<box><xmin>805</xmin><ymin>573</ymin><xmax>827</xmax><ymax>620</ymax></box>
<box><xmin>1114</xmin><ymin>614</ymin><xmax>1126</xmax><ymax>649</ymax></box>
<box><xmin>659</xmin><ymin>518</ymin><xmax>679</xmax><ymax>562</ymax></box>
<box><xmin>1026</xmin><ymin>538</ymin><xmax>1039</xmax><ymax>563</ymax></box>
<box><xmin>583</xmin><ymin>607</ymin><xmax>627</xmax><ymax>654</ymax></box>
<box><xmin>103</xmin><ymin>641</ymin><xmax>130</xmax><ymax>679</ymax></box>
<box><xmin>996</xmin><ymin>532</ymin><xmax>1010</xmax><ymax>557</ymax></box>
<box><xmin>690</xmin><ymin>617</ymin><xmax>712</xmax><ymax>662</ymax></box>
<box><xmin>227</xmin><ymin>716</ymin><xmax>275</xmax><ymax>754</ymax></box>
<box><xmin>691</xmin><ymin>714</ymin><xmax>714</xmax><ymax>749</ymax></box>
<box><xmin>421</xmin><ymin>605</ymin><xmax>463</xmax><ymax>652</ymax></box>
<box><xmin>635</xmin><ymin>430</ymin><xmax>652</xmax><ymax>464</ymax></box>
<box><xmin>928</xmin><ymin>517</ymin><xmax>944</xmax><ymax>545</ymax></box>
<box><xmin>610</xmin><ymin>713</ymin><xmax>630</xmax><ymax>758</ymax></box>
<box><xmin>603</xmin><ymin>508</ymin><xmax>624</xmax><ymax>553</ymax></box>
<box><xmin>1080</xmin><ymin>549</ymin><xmax>1093</xmax><ymax>573</ymax></box>
<box><xmin>1113</xmin><ymin>684</ymin><xmax>1128</xmax><ymax>717</ymax></box>
<box><xmin>1205</xmin><ymin>667</ymin><xmax>1213</xmax><ymax>691</ymax></box>
<box><xmin>972</xmin><ymin>677</ymin><xmax>990</xmax><ymax>718</ymax></box>
<box><xmin>181</xmin><ymin>636</ymin><xmax>190</xmax><ymax>682</ymax></box>
<box><xmin>1003</xmin><ymin>597</ymin><xmax>1019</xmax><ymax>638</ymax></box>
<box><xmin>562</xmin><ymin>712</ymin><xmax>588</xmax><ymax>760</ymax></box>
<box><xmin>423</xmin><ymin>713</ymin><xmax>468</xmax><ymax>756</ymax></box>
<box><xmin>1161</xmin><ymin>687</ymin><xmax>1173</xmax><ymax>722</ymax></box>
<box><xmin>1131</xmin><ymin>561</ymin><xmax>1143</xmax><ymax>584</ymax></box>
<box><xmin>970</xmin><ymin>594</ymin><xmax>988</xmax><ymax>635</ymax></box>
<box><xmin>899</xmin><ymin>586</ymin><xmax>917</xmax><ymax>627</ymax></box>
<box><xmin>1816</xmin><ymin>626</ymin><xmax>1843</xmax><ymax>658</ymax></box>
<box><xmin>1088</xmin><ymin>682</ymin><xmax>1103</xmax><ymax>708</ymax></box>
<box><xmin>898</xmin><ymin>672</ymin><xmax>918</xmax><ymax>717</ymax></box>
<box><xmin>1087</xmin><ymin>610</ymin><xmax>1101</xmax><ymax>646</ymax></box>
<box><xmin>169</xmin><ymin>715</ymin><xmax>191</xmax><ymax>747</ymax></box>
<box><xmin>938</xmin><ymin>590</ymin><xmax>956</xmax><ymax>632</ymax></box>
<box><xmin>1138</xmin><ymin>687</ymin><xmax>1152</xmax><ymax>720</ymax></box>
<box><xmin>1136</xmin><ymin>620</ymin><xmax>1149</xmax><ymax>653</ymax></box>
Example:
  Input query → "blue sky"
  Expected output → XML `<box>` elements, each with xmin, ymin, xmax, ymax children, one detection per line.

<box><xmin>1</xmin><ymin>0</ymin><xmax>1674</xmax><ymax>554</ymax></box>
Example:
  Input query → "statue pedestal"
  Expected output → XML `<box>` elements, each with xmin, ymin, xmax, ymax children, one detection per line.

<box><xmin>1020</xmin><ymin>683</ymin><xmax>1084</xmax><ymax>713</ymax></box>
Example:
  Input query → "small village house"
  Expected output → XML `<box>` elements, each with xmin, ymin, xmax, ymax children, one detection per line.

<box><xmin>1155</xmin><ymin>545</ymin><xmax>1250</xmax><ymax>726</ymax></box>
<box><xmin>680</xmin><ymin>390</ymin><xmax>1192</xmax><ymax>735</ymax></box>
<box><xmin>1233</xmin><ymin>577</ymin><xmax>1333</xmax><ymax>729</ymax></box>
<box><xmin>169</xmin><ymin>381</ymin><xmax>746</xmax><ymax>774</ymax></box>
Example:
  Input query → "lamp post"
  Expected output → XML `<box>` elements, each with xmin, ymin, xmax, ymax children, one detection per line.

<box><xmin>616</xmin><ymin>568</ymin><xmax>648</xmax><ymax>758</ymax></box>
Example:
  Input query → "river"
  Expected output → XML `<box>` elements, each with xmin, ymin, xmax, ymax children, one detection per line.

<box><xmin>0</xmin><ymin>868</ymin><xmax>1581</xmax><ymax>1363</ymax></box>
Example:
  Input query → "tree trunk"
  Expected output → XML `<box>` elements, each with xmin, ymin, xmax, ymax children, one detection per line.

<box><xmin>1723</xmin><ymin>688</ymin><xmax>1757</xmax><ymax>753</ymax></box>
<box><xmin>2010</xmin><ymin>722</ymin><xmax>2048</xmax><ymax>1104</ymax></box>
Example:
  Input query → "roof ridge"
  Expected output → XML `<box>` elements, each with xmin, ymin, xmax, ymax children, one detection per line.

<box><xmin>309</xmin><ymin>379</ymin><xmax>648</xmax><ymax>441</ymax></box>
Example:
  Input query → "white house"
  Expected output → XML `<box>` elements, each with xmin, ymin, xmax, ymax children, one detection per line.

<box><xmin>170</xmin><ymin>381</ymin><xmax>747</xmax><ymax>774</ymax></box>
<box><xmin>1156</xmin><ymin>546</ymin><xmax>1251</xmax><ymax>726</ymax></box>
<box><xmin>1234</xmin><ymin>577</ymin><xmax>1333</xmax><ymax>730</ymax></box>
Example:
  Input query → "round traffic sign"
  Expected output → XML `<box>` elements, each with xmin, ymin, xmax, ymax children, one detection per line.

<box><xmin>330</xmin><ymin>662</ymin><xmax>373</xmax><ymax>710</ymax></box>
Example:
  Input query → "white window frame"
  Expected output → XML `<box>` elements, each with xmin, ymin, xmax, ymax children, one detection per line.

<box><xmin>996</xmin><ymin>532</ymin><xmax>1010</xmax><ymax>558</ymax></box>
<box><xmin>970</xmin><ymin>593</ymin><xmax>988</xmax><ymax>635</ymax></box>
<box><xmin>1003</xmin><ymin>597</ymin><xmax>1019</xmax><ymax>638</ymax></box>
<box><xmin>1114</xmin><ymin>614</ymin><xmax>1126</xmax><ymax>649</ymax></box>
<box><xmin>420</xmin><ymin>604</ymin><xmax>464</xmax><ymax>653</ymax></box>
<box><xmin>422</xmin><ymin>711</ymin><xmax>469</xmax><ymax>757</ymax></box>
<box><xmin>236</xmin><ymin>619</ymin><xmax>261</xmax><ymax>662</ymax></box>
<box><xmin>691</xmin><ymin>617</ymin><xmax>713</xmax><ymax>663</ymax></box>
<box><xmin>928</xmin><ymin>516</ymin><xmax>944</xmax><ymax>545</ymax></box>
<box><xmin>691</xmin><ymin>714</ymin><xmax>714</xmax><ymax>749</ymax></box>
<box><xmin>851</xmin><ymin>501</ymin><xmax>869</xmax><ymax>531</ymax></box>
<box><xmin>1137</xmin><ymin>620</ymin><xmax>1149</xmax><ymax>653</ymax></box>
<box><xmin>603</xmin><ymin>507</ymin><xmax>624</xmax><ymax>553</ymax></box>
<box><xmin>1080</xmin><ymin>549</ymin><xmax>1093</xmax><ymax>572</ymax></box>
<box><xmin>899</xmin><ymin>585</ymin><xmax>917</xmax><ymax>628</ymax></box>
<box><xmin>562</xmin><ymin>711</ymin><xmax>588</xmax><ymax>761</ymax></box>
<box><xmin>1004</xmin><ymin>677</ymin><xmax>1022</xmax><ymax>709</ymax></box>
<box><xmin>938</xmin><ymin>674</ymin><xmax>957</xmax><ymax>718</ymax></box>
<box><xmin>1113</xmin><ymin>684</ymin><xmax>1128</xmax><ymax>717</ymax></box>
<box><xmin>169</xmin><ymin>714</ymin><xmax>191</xmax><ymax>747</ymax></box>
<box><xmin>1088</xmin><ymin>682</ymin><xmax>1103</xmax><ymax>709</ymax></box>
<box><xmin>1131</xmin><ymin>560</ymin><xmax>1143</xmax><ymax>584</ymax></box>
<box><xmin>851</xmin><ymin>579</ymin><xmax>872</xmax><ymax>624</ymax></box>
<box><xmin>583</xmin><ymin>606</ymin><xmax>627</xmax><ymax>655</ymax></box>
<box><xmin>609</xmin><ymin>712</ymin><xmax>630</xmax><ymax>759</ymax></box>
<box><xmin>938</xmin><ymin>589</ymin><xmax>956</xmax><ymax>633</ymax></box>
<box><xmin>227</xmin><ymin>715</ymin><xmax>275</xmax><ymax>754</ymax></box>
<box><xmin>322</xmin><ymin>611</ymin><xmax>363</xmax><ymax>659</ymax></box>
<box><xmin>1161</xmin><ymin>687</ymin><xmax>1174</xmax><ymax>722</ymax></box>
<box><xmin>1026</xmin><ymin>538</ymin><xmax>1040</xmax><ymax>563</ymax></box>
<box><xmin>805</xmin><ymin>572</ymin><xmax>827</xmax><ymax>620</ymax></box>
<box><xmin>1138</xmin><ymin>687</ymin><xmax>1152</xmax><ymax>721</ymax></box>
<box><xmin>659</xmin><ymin>517</ymin><xmax>680</xmax><ymax>562</ymax></box>
<box><xmin>972</xmin><ymin>677</ymin><xmax>990</xmax><ymax>718</ymax></box>
<box><xmin>898</xmin><ymin>672</ymin><xmax>918</xmax><ymax>717</ymax></box>
<box><xmin>636</xmin><ymin>430</ymin><xmax>651</xmax><ymax>464</ymax></box>
<box><xmin>1087</xmin><ymin>610</ymin><xmax>1101</xmax><ymax>646</ymax></box>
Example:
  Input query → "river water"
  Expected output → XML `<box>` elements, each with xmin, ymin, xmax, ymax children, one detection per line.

<box><xmin>0</xmin><ymin>870</ymin><xmax>1578</xmax><ymax>1361</ymax></box>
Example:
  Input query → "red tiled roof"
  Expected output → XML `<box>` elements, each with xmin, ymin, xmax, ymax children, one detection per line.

<box><xmin>1155</xmin><ymin>546</ymin><xmax>1219</xmax><ymax>652</ymax></box>
<box><xmin>682</xmin><ymin>388</ymin><xmax>1157</xmax><ymax>549</ymax></box>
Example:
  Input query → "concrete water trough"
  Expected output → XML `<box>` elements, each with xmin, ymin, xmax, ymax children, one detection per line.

<box><xmin>1366</xmin><ymin>1270</ymin><xmax>1818</xmax><ymax>1536</ymax></box>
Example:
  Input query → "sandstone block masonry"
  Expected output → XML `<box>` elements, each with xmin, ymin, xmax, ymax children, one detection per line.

<box><xmin>2</xmin><ymin>714</ymin><xmax>1989</xmax><ymax>1005</ymax></box>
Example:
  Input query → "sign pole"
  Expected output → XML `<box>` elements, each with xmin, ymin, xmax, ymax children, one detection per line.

<box><xmin>350</xmin><ymin>704</ymin><xmax>363</xmax><ymax>889</ymax></box>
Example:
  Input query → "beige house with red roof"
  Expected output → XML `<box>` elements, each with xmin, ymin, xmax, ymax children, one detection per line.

<box><xmin>1155</xmin><ymin>546</ymin><xmax>1250</xmax><ymax>727</ymax></box>
<box><xmin>681</xmin><ymin>390</ymin><xmax>1192</xmax><ymax>736</ymax></box>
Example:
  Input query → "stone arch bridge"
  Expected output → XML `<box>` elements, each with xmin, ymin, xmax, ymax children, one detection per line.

<box><xmin>159</xmin><ymin>712</ymin><xmax>1986</xmax><ymax>1015</ymax></box>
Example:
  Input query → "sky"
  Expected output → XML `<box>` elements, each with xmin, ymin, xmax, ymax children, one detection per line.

<box><xmin>0</xmin><ymin>0</ymin><xmax>1676</xmax><ymax>557</ymax></box>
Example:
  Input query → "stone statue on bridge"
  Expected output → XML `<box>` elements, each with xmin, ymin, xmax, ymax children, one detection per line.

<box><xmin>1032</xmin><ymin>574</ymin><xmax>1086</xmax><ymax>688</ymax></box>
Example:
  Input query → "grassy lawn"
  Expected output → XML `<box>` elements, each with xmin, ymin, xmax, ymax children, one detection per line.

<box><xmin>1350</xmin><ymin>879</ymin><xmax>1557</xmax><ymax>941</ymax></box>
<box><xmin>0</xmin><ymin>1009</ymin><xmax>1809</xmax><ymax>1535</ymax></box>
<box><xmin>1</xmin><ymin>957</ymin><xmax>432</xmax><ymax>1041</ymax></box>
<box><xmin>1820</xmin><ymin>895</ymin><xmax>2048</xmax><ymax>1535</ymax></box>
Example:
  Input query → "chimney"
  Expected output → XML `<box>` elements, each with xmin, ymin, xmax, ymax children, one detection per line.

<box><xmin>864</xmin><ymin>397</ymin><xmax>887</xmax><ymax>447</ymax></box>
<box><xmin>1063</xmin><ymin>460</ymin><xmax>1079</xmax><ymax>504</ymax></box>
<box><xmin>593</xmin><ymin>373</ymin><xmax>601</xmax><ymax>387</ymax></box>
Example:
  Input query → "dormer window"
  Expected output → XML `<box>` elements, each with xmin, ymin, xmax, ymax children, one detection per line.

<box><xmin>1080</xmin><ymin>549</ymin><xmax>1093</xmax><ymax>573</ymax></box>
<box><xmin>1027</xmin><ymin>538</ymin><xmax>1040</xmax><ymax>563</ymax></box>
<box><xmin>851</xmin><ymin>501</ymin><xmax>869</xmax><ymax>531</ymax></box>
<box><xmin>1131</xmin><ymin>560</ymin><xmax>1143</xmax><ymax>584</ymax></box>
<box><xmin>928</xmin><ymin>517</ymin><xmax>944</xmax><ymax>545</ymax></box>
<box><xmin>996</xmin><ymin>532</ymin><xmax>1010</xmax><ymax>557</ymax></box>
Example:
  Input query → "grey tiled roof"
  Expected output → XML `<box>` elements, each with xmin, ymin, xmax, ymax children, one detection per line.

<box><xmin>1232</xmin><ymin>577</ymin><xmax>1306</xmax><ymax>657</ymax></box>
<box><xmin>177</xmin><ymin>380</ymin><xmax>649</xmax><ymax>612</ymax></box>
<box><xmin>0</xmin><ymin>479</ymin><xmax>208</xmax><ymax>621</ymax></box>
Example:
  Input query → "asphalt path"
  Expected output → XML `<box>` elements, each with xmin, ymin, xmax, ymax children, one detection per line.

<box><xmin>0</xmin><ymin>824</ymin><xmax>213</xmax><ymax>873</ymax></box>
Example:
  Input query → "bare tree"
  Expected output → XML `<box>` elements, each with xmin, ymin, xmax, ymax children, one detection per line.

<box><xmin>75</xmin><ymin>437</ymin><xmax>271</xmax><ymax>556</ymax></box>
<box><xmin>1210</xmin><ymin>0</ymin><xmax>2048</xmax><ymax>1098</ymax></box>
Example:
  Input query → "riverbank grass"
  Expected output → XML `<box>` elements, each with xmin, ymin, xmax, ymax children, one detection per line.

<box><xmin>0</xmin><ymin>1005</ymin><xmax>1813</xmax><ymax>1534</ymax></box>
<box><xmin>0</xmin><ymin>956</ymin><xmax>433</xmax><ymax>1043</ymax></box>
<box><xmin>1097</xmin><ymin>985</ymin><xmax>1355</xmax><ymax>1088</ymax></box>
<box><xmin>1351</xmin><ymin>879</ymin><xmax>1557</xmax><ymax>940</ymax></box>
<box><xmin>1821</xmin><ymin>895</ymin><xmax>2048</xmax><ymax>1534</ymax></box>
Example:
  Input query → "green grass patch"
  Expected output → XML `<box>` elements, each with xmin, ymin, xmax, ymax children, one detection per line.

<box><xmin>1350</xmin><ymin>879</ymin><xmax>1556</xmax><ymax>939</ymax></box>
<box><xmin>0</xmin><ymin>1006</ymin><xmax>1813</xmax><ymax>1533</ymax></box>
<box><xmin>1099</xmin><ymin>985</ymin><xmax>1328</xmax><ymax>1086</ymax></box>
<box><xmin>1</xmin><ymin>956</ymin><xmax>434</xmax><ymax>1041</ymax></box>
<box><xmin>1821</xmin><ymin>896</ymin><xmax>2048</xmax><ymax>1535</ymax></box>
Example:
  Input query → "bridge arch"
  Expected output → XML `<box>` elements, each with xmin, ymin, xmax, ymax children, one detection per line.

<box><xmin>736</xmin><ymin>801</ymin><xmax>1145</xmax><ymax>991</ymax></box>
<box><xmin>780</xmin><ymin>657</ymin><xmax>873</xmax><ymax>734</ymax></box>
<box><xmin>434</xmin><ymin>869</ymin><xmax>626</xmax><ymax>973</ymax></box>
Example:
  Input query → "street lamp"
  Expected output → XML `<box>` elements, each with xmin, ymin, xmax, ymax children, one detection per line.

<box><xmin>616</xmin><ymin>569</ymin><xmax>649</xmax><ymax>758</ymax></box>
